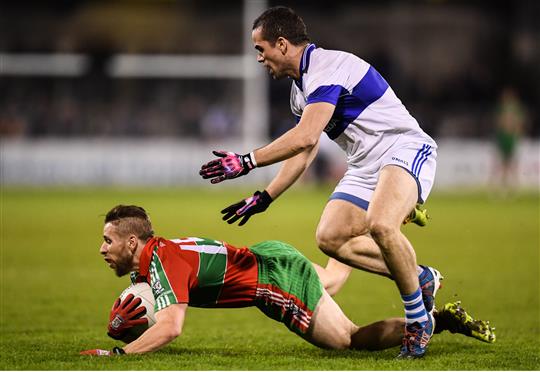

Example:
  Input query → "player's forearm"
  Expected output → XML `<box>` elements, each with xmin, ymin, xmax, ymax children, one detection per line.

<box><xmin>123</xmin><ymin>320</ymin><xmax>180</xmax><ymax>354</ymax></box>
<box><xmin>253</xmin><ymin>125</ymin><xmax>318</xmax><ymax>167</ymax></box>
<box><xmin>266</xmin><ymin>142</ymin><xmax>319</xmax><ymax>199</ymax></box>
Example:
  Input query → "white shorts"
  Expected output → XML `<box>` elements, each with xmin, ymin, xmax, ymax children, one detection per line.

<box><xmin>330</xmin><ymin>136</ymin><xmax>437</xmax><ymax>210</ymax></box>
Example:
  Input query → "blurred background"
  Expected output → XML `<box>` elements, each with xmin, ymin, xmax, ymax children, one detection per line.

<box><xmin>1</xmin><ymin>0</ymin><xmax>539</xmax><ymax>190</ymax></box>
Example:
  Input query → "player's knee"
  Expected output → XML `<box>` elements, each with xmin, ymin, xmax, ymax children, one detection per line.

<box><xmin>312</xmin><ymin>330</ymin><xmax>351</xmax><ymax>350</ymax></box>
<box><xmin>329</xmin><ymin>329</ymin><xmax>353</xmax><ymax>350</ymax></box>
<box><xmin>366</xmin><ymin>218</ymin><xmax>395</xmax><ymax>245</ymax></box>
<box><xmin>316</xmin><ymin>227</ymin><xmax>344</xmax><ymax>257</ymax></box>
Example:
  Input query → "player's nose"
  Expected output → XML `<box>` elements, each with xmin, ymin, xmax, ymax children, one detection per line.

<box><xmin>99</xmin><ymin>242</ymin><xmax>108</xmax><ymax>254</ymax></box>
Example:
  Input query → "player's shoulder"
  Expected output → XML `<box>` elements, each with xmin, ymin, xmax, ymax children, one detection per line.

<box><xmin>149</xmin><ymin>237</ymin><xmax>192</xmax><ymax>256</ymax></box>
<box><xmin>169</xmin><ymin>236</ymin><xmax>207</xmax><ymax>245</ymax></box>
<box><xmin>310</xmin><ymin>47</ymin><xmax>367</xmax><ymax>73</ymax></box>
<box><xmin>169</xmin><ymin>236</ymin><xmax>230</xmax><ymax>250</ymax></box>
<box><xmin>303</xmin><ymin>46</ymin><xmax>370</xmax><ymax>92</ymax></box>
<box><xmin>150</xmin><ymin>238</ymin><xmax>197</xmax><ymax>268</ymax></box>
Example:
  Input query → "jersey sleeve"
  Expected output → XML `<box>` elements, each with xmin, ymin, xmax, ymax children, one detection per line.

<box><xmin>148</xmin><ymin>245</ymin><xmax>196</xmax><ymax>311</ymax></box>
<box><xmin>304</xmin><ymin>68</ymin><xmax>349</xmax><ymax>106</ymax></box>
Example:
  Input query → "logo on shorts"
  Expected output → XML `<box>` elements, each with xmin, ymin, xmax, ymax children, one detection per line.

<box><xmin>392</xmin><ymin>157</ymin><xmax>409</xmax><ymax>166</ymax></box>
<box><xmin>284</xmin><ymin>300</ymin><xmax>301</xmax><ymax>316</ymax></box>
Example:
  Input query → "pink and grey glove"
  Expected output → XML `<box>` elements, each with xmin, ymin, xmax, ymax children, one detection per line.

<box><xmin>199</xmin><ymin>150</ymin><xmax>257</xmax><ymax>184</ymax></box>
<box><xmin>221</xmin><ymin>190</ymin><xmax>273</xmax><ymax>226</ymax></box>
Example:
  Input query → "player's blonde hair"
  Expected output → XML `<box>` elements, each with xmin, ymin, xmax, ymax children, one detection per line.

<box><xmin>104</xmin><ymin>205</ymin><xmax>154</xmax><ymax>241</ymax></box>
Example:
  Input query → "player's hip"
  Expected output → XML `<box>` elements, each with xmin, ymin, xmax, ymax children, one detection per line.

<box><xmin>331</xmin><ymin>139</ymin><xmax>437</xmax><ymax>208</ymax></box>
<box><xmin>332</xmin><ymin>125</ymin><xmax>436</xmax><ymax>164</ymax></box>
<box><xmin>249</xmin><ymin>241</ymin><xmax>323</xmax><ymax>336</ymax></box>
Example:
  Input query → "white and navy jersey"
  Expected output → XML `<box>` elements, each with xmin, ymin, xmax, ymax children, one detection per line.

<box><xmin>290</xmin><ymin>44</ymin><xmax>436</xmax><ymax>165</ymax></box>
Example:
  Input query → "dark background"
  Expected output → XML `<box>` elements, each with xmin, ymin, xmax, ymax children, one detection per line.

<box><xmin>1</xmin><ymin>0</ymin><xmax>538</xmax><ymax>140</ymax></box>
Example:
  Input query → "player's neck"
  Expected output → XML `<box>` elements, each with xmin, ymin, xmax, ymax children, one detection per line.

<box><xmin>131</xmin><ymin>238</ymin><xmax>148</xmax><ymax>272</ymax></box>
<box><xmin>289</xmin><ymin>43</ymin><xmax>309</xmax><ymax>80</ymax></box>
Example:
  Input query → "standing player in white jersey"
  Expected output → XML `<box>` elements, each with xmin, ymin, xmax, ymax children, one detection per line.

<box><xmin>200</xmin><ymin>6</ymin><xmax>440</xmax><ymax>358</ymax></box>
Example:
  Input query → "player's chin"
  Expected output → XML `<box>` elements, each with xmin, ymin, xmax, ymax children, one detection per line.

<box><xmin>114</xmin><ymin>269</ymin><xmax>129</xmax><ymax>277</ymax></box>
<box><xmin>266</xmin><ymin>68</ymin><xmax>279</xmax><ymax>79</ymax></box>
<box><xmin>270</xmin><ymin>71</ymin><xmax>285</xmax><ymax>80</ymax></box>
<box><xmin>113</xmin><ymin>264</ymin><xmax>131</xmax><ymax>277</ymax></box>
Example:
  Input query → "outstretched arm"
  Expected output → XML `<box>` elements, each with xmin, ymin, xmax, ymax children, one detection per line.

<box><xmin>200</xmin><ymin>102</ymin><xmax>335</xmax><ymax>184</ymax></box>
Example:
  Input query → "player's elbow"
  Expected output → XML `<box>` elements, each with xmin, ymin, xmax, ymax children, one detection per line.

<box><xmin>170</xmin><ymin>327</ymin><xmax>182</xmax><ymax>340</ymax></box>
<box><xmin>293</xmin><ymin>135</ymin><xmax>318</xmax><ymax>153</ymax></box>
<box><xmin>304</xmin><ymin>135</ymin><xmax>319</xmax><ymax>149</ymax></box>
<box><xmin>157</xmin><ymin>319</ymin><xmax>183</xmax><ymax>341</ymax></box>
<box><xmin>163</xmin><ymin>326</ymin><xmax>182</xmax><ymax>341</ymax></box>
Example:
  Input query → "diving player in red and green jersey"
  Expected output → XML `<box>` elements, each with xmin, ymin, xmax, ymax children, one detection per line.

<box><xmin>80</xmin><ymin>205</ymin><xmax>495</xmax><ymax>356</ymax></box>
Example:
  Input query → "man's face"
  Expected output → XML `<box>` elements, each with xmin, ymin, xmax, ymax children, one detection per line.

<box><xmin>100</xmin><ymin>222</ymin><xmax>134</xmax><ymax>277</ymax></box>
<box><xmin>252</xmin><ymin>27</ymin><xmax>287</xmax><ymax>80</ymax></box>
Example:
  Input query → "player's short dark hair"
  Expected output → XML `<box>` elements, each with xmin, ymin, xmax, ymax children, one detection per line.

<box><xmin>252</xmin><ymin>6</ymin><xmax>310</xmax><ymax>46</ymax></box>
<box><xmin>105</xmin><ymin>205</ymin><xmax>154</xmax><ymax>241</ymax></box>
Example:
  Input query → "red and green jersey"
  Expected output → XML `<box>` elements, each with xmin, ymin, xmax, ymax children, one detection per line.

<box><xmin>134</xmin><ymin>237</ymin><xmax>323</xmax><ymax>336</ymax></box>
<box><xmin>136</xmin><ymin>236</ymin><xmax>258</xmax><ymax>311</ymax></box>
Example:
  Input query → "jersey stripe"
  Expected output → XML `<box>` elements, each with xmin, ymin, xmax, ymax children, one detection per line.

<box><xmin>316</xmin><ymin>66</ymin><xmax>389</xmax><ymax>140</ymax></box>
<box><xmin>180</xmin><ymin>244</ymin><xmax>227</xmax><ymax>255</ymax></box>
<box><xmin>175</xmin><ymin>240</ymin><xmax>229</xmax><ymax>306</ymax></box>
<box><xmin>353</xmin><ymin>66</ymin><xmax>389</xmax><ymax>107</ymax></box>
<box><xmin>255</xmin><ymin>284</ymin><xmax>313</xmax><ymax>333</ymax></box>
<box><xmin>150</xmin><ymin>250</ymin><xmax>178</xmax><ymax>311</ymax></box>
<box><xmin>306</xmin><ymin>84</ymin><xmax>344</xmax><ymax>105</ymax></box>
<box><xmin>171</xmin><ymin>237</ymin><xmax>204</xmax><ymax>244</ymax></box>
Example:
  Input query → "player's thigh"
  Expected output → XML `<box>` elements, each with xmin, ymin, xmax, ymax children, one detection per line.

<box><xmin>316</xmin><ymin>199</ymin><xmax>368</xmax><ymax>247</ymax></box>
<box><xmin>368</xmin><ymin>165</ymin><xmax>418</xmax><ymax>227</ymax></box>
<box><xmin>303</xmin><ymin>290</ymin><xmax>356</xmax><ymax>350</ymax></box>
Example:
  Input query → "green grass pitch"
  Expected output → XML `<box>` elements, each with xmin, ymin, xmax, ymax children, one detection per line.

<box><xmin>1</xmin><ymin>187</ymin><xmax>538</xmax><ymax>370</ymax></box>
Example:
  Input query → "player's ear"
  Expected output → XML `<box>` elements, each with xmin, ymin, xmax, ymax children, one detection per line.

<box><xmin>128</xmin><ymin>235</ymin><xmax>138</xmax><ymax>253</ymax></box>
<box><xmin>277</xmin><ymin>37</ymin><xmax>287</xmax><ymax>55</ymax></box>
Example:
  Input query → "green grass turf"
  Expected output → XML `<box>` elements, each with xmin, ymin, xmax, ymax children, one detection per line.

<box><xmin>1</xmin><ymin>186</ymin><xmax>539</xmax><ymax>370</ymax></box>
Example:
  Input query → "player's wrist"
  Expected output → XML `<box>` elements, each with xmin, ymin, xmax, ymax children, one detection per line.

<box><xmin>112</xmin><ymin>346</ymin><xmax>126</xmax><ymax>355</ymax></box>
<box><xmin>259</xmin><ymin>190</ymin><xmax>273</xmax><ymax>205</ymax></box>
<box><xmin>241</xmin><ymin>152</ymin><xmax>257</xmax><ymax>170</ymax></box>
